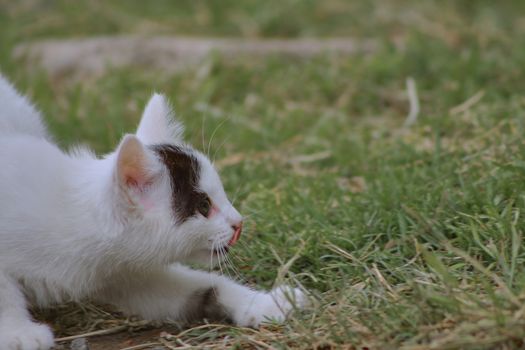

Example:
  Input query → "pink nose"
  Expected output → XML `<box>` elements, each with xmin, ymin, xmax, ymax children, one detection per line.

<box><xmin>228</xmin><ymin>222</ymin><xmax>242</xmax><ymax>246</ymax></box>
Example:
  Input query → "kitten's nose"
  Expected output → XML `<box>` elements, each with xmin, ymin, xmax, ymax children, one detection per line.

<box><xmin>228</xmin><ymin>222</ymin><xmax>242</xmax><ymax>246</ymax></box>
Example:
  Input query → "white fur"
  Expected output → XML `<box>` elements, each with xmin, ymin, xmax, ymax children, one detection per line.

<box><xmin>0</xmin><ymin>75</ymin><xmax>49</xmax><ymax>140</ymax></box>
<box><xmin>136</xmin><ymin>93</ymin><xmax>184</xmax><ymax>144</ymax></box>
<box><xmin>0</xmin><ymin>75</ymin><xmax>306</xmax><ymax>349</ymax></box>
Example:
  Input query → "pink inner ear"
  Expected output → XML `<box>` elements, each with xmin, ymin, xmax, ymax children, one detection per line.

<box><xmin>124</xmin><ymin>171</ymin><xmax>156</xmax><ymax>211</ymax></box>
<box><xmin>126</xmin><ymin>177</ymin><xmax>138</xmax><ymax>188</ymax></box>
<box><xmin>123</xmin><ymin>163</ymin><xmax>149</xmax><ymax>190</ymax></box>
<box><xmin>117</xmin><ymin>135</ymin><xmax>157</xmax><ymax>210</ymax></box>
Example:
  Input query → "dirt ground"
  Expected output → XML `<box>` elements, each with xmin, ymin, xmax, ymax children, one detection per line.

<box><xmin>55</xmin><ymin>326</ymin><xmax>181</xmax><ymax>350</ymax></box>
<box><xmin>84</xmin><ymin>328</ymin><xmax>167</xmax><ymax>350</ymax></box>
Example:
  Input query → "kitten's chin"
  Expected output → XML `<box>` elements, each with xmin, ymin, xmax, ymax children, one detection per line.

<box><xmin>182</xmin><ymin>248</ymin><xmax>227</xmax><ymax>267</ymax></box>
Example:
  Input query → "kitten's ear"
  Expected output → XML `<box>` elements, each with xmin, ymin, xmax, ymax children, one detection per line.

<box><xmin>136</xmin><ymin>93</ymin><xmax>184</xmax><ymax>144</ymax></box>
<box><xmin>116</xmin><ymin>134</ymin><xmax>154</xmax><ymax>191</ymax></box>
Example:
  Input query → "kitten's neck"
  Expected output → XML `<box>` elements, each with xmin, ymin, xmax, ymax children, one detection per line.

<box><xmin>67</xmin><ymin>150</ymin><xmax>126</xmax><ymax>238</ymax></box>
<box><xmin>64</xmin><ymin>150</ymin><xmax>172</xmax><ymax>273</ymax></box>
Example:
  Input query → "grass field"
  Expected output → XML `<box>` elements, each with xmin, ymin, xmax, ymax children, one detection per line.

<box><xmin>2</xmin><ymin>1</ymin><xmax>525</xmax><ymax>349</ymax></box>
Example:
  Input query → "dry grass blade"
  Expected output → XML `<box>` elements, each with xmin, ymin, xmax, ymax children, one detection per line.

<box><xmin>403</xmin><ymin>77</ymin><xmax>420</xmax><ymax>127</ymax></box>
<box><xmin>119</xmin><ymin>342</ymin><xmax>163</xmax><ymax>350</ymax></box>
<box><xmin>54</xmin><ymin>320</ymin><xmax>150</xmax><ymax>342</ymax></box>
<box><xmin>324</xmin><ymin>242</ymin><xmax>357</xmax><ymax>262</ymax></box>
<box><xmin>449</xmin><ymin>90</ymin><xmax>485</xmax><ymax>115</ymax></box>
<box><xmin>273</xmin><ymin>240</ymin><xmax>306</xmax><ymax>286</ymax></box>
<box><xmin>371</xmin><ymin>263</ymin><xmax>399</xmax><ymax>300</ymax></box>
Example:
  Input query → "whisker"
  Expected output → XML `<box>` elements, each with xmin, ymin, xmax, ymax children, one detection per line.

<box><xmin>212</xmin><ymin>135</ymin><xmax>231</xmax><ymax>163</ymax></box>
<box><xmin>225</xmin><ymin>248</ymin><xmax>239</xmax><ymax>279</ymax></box>
<box><xmin>207</xmin><ymin>115</ymin><xmax>231</xmax><ymax>157</ymax></box>
<box><xmin>209</xmin><ymin>240</ymin><xmax>216</xmax><ymax>272</ymax></box>
<box><xmin>222</xmin><ymin>247</ymin><xmax>246</xmax><ymax>283</ymax></box>
<box><xmin>238</xmin><ymin>205</ymin><xmax>263</xmax><ymax>217</ymax></box>
<box><xmin>221</xmin><ymin>248</ymin><xmax>237</xmax><ymax>275</ymax></box>
<box><xmin>229</xmin><ymin>186</ymin><xmax>245</xmax><ymax>207</ymax></box>
<box><xmin>238</xmin><ymin>212</ymin><xmax>259</xmax><ymax>221</ymax></box>
<box><xmin>201</xmin><ymin>114</ymin><xmax>207</xmax><ymax>154</ymax></box>
<box><xmin>216</xmin><ymin>243</ymin><xmax>225</xmax><ymax>276</ymax></box>
<box><xmin>219</xmin><ymin>246</ymin><xmax>235</xmax><ymax>280</ymax></box>
<box><xmin>233</xmin><ymin>243</ymin><xmax>252</xmax><ymax>255</ymax></box>
<box><xmin>224</xmin><ymin>252</ymin><xmax>245</xmax><ymax>283</ymax></box>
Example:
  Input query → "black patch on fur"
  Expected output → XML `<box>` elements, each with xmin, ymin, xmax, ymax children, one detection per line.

<box><xmin>151</xmin><ymin>144</ymin><xmax>206</xmax><ymax>222</ymax></box>
<box><xmin>185</xmin><ymin>287</ymin><xmax>232</xmax><ymax>323</ymax></box>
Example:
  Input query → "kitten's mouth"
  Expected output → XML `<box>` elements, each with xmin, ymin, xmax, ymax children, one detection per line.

<box><xmin>228</xmin><ymin>223</ymin><xmax>243</xmax><ymax>246</ymax></box>
<box><xmin>212</xmin><ymin>246</ymin><xmax>229</xmax><ymax>255</ymax></box>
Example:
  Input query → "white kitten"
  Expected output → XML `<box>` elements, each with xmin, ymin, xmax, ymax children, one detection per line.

<box><xmin>0</xmin><ymin>74</ymin><xmax>306</xmax><ymax>350</ymax></box>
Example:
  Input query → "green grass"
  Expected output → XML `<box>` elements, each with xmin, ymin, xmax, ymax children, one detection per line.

<box><xmin>2</xmin><ymin>1</ymin><xmax>525</xmax><ymax>349</ymax></box>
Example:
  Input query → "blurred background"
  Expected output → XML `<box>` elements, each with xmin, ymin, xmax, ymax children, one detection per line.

<box><xmin>2</xmin><ymin>1</ymin><xmax>524</xmax><ymax>149</ymax></box>
<box><xmin>1</xmin><ymin>1</ymin><xmax>524</xmax><ymax>149</ymax></box>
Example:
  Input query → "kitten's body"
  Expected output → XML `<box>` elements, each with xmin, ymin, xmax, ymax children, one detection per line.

<box><xmin>0</xmin><ymin>75</ymin><xmax>305</xmax><ymax>350</ymax></box>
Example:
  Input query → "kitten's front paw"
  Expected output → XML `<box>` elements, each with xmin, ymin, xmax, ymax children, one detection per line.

<box><xmin>0</xmin><ymin>321</ymin><xmax>54</xmax><ymax>350</ymax></box>
<box><xmin>235</xmin><ymin>286</ymin><xmax>308</xmax><ymax>327</ymax></box>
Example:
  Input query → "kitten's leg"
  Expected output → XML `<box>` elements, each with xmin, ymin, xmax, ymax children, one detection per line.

<box><xmin>0</xmin><ymin>272</ymin><xmax>54</xmax><ymax>350</ymax></box>
<box><xmin>104</xmin><ymin>264</ymin><xmax>307</xmax><ymax>327</ymax></box>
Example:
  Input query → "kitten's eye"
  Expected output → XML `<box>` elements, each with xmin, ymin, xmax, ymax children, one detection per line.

<box><xmin>197</xmin><ymin>196</ymin><xmax>211</xmax><ymax>217</ymax></box>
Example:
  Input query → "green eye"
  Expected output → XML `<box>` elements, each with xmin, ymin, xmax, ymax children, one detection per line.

<box><xmin>197</xmin><ymin>196</ymin><xmax>211</xmax><ymax>217</ymax></box>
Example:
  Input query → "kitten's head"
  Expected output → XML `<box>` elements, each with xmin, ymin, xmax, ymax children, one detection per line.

<box><xmin>112</xmin><ymin>94</ymin><xmax>242</xmax><ymax>266</ymax></box>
